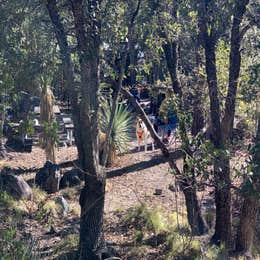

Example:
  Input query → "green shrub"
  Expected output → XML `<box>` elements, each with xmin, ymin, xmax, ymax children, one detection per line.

<box><xmin>0</xmin><ymin>191</ymin><xmax>14</xmax><ymax>209</ymax></box>
<box><xmin>0</xmin><ymin>229</ymin><xmax>40</xmax><ymax>260</ymax></box>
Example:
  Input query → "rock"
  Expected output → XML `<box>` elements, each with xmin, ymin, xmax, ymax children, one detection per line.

<box><xmin>35</xmin><ymin>161</ymin><xmax>61</xmax><ymax>194</ymax></box>
<box><xmin>0</xmin><ymin>172</ymin><xmax>32</xmax><ymax>200</ymax></box>
<box><xmin>55</xmin><ymin>196</ymin><xmax>69</xmax><ymax>217</ymax></box>
<box><xmin>153</xmin><ymin>188</ymin><xmax>162</xmax><ymax>196</ymax></box>
<box><xmin>97</xmin><ymin>246</ymin><xmax>120</xmax><ymax>260</ymax></box>
<box><xmin>59</xmin><ymin>169</ymin><xmax>83</xmax><ymax>189</ymax></box>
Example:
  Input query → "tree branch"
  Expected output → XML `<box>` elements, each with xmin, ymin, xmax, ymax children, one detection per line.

<box><xmin>121</xmin><ymin>87</ymin><xmax>184</xmax><ymax>176</ymax></box>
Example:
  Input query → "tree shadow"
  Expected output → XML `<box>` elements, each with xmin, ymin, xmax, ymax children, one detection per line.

<box><xmin>106</xmin><ymin>149</ymin><xmax>184</xmax><ymax>178</ymax></box>
<box><xmin>3</xmin><ymin>160</ymin><xmax>79</xmax><ymax>176</ymax></box>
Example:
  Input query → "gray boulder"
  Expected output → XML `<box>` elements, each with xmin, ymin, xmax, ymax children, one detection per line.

<box><xmin>55</xmin><ymin>196</ymin><xmax>69</xmax><ymax>217</ymax></box>
<box><xmin>59</xmin><ymin>169</ymin><xmax>83</xmax><ymax>189</ymax></box>
<box><xmin>35</xmin><ymin>161</ymin><xmax>61</xmax><ymax>194</ymax></box>
<box><xmin>0</xmin><ymin>173</ymin><xmax>32</xmax><ymax>200</ymax></box>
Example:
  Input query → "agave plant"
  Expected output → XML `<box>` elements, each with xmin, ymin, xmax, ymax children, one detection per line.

<box><xmin>99</xmin><ymin>98</ymin><xmax>133</xmax><ymax>164</ymax></box>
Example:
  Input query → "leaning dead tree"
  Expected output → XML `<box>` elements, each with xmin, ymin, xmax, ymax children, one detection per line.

<box><xmin>40</xmin><ymin>85</ymin><xmax>57</xmax><ymax>163</ymax></box>
<box><xmin>121</xmin><ymin>87</ymin><xmax>208</xmax><ymax>235</ymax></box>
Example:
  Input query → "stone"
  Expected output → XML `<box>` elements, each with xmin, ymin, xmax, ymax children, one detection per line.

<box><xmin>35</xmin><ymin>161</ymin><xmax>61</xmax><ymax>194</ymax></box>
<box><xmin>153</xmin><ymin>188</ymin><xmax>162</xmax><ymax>196</ymax></box>
<box><xmin>0</xmin><ymin>172</ymin><xmax>32</xmax><ymax>200</ymax></box>
<box><xmin>55</xmin><ymin>196</ymin><xmax>69</xmax><ymax>217</ymax></box>
<box><xmin>59</xmin><ymin>169</ymin><xmax>83</xmax><ymax>189</ymax></box>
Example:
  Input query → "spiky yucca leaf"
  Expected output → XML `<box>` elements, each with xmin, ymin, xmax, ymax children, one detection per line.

<box><xmin>100</xmin><ymin>98</ymin><xmax>133</xmax><ymax>154</ymax></box>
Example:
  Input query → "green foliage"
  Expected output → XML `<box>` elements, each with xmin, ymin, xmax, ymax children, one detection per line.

<box><xmin>125</xmin><ymin>203</ymin><xmax>167</xmax><ymax>234</ymax></box>
<box><xmin>165</xmin><ymin>232</ymin><xmax>201</xmax><ymax>260</ymax></box>
<box><xmin>100</xmin><ymin>98</ymin><xmax>133</xmax><ymax>154</ymax></box>
<box><xmin>134</xmin><ymin>230</ymin><xmax>144</xmax><ymax>243</ymax></box>
<box><xmin>125</xmin><ymin>203</ymin><xmax>203</xmax><ymax>259</ymax></box>
<box><xmin>40</xmin><ymin>121</ymin><xmax>59</xmax><ymax>148</ymax></box>
<box><xmin>0</xmin><ymin>191</ymin><xmax>39</xmax><ymax>259</ymax></box>
<box><xmin>0</xmin><ymin>191</ymin><xmax>14</xmax><ymax>209</ymax></box>
<box><xmin>18</xmin><ymin>116</ymin><xmax>35</xmax><ymax>136</ymax></box>
<box><xmin>205</xmin><ymin>244</ymin><xmax>228</xmax><ymax>260</ymax></box>
<box><xmin>0</xmin><ymin>229</ymin><xmax>40</xmax><ymax>260</ymax></box>
<box><xmin>31</xmin><ymin>187</ymin><xmax>47</xmax><ymax>204</ymax></box>
<box><xmin>159</xmin><ymin>95</ymin><xmax>177</xmax><ymax>123</ymax></box>
<box><xmin>36</xmin><ymin>199</ymin><xmax>60</xmax><ymax>224</ymax></box>
<box><xmin>53</xmin><ymin>234</ymin><xmax>79</xmax><ymax>256</ymax></box>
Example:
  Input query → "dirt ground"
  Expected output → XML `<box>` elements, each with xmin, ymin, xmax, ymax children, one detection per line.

<box><xmin>1</xmin><ymin>139</ymin><xmax>257</xmax><ymax>259</ymax></box>
<box><xmin>0</xmin><ymin>140</ymin><xmax>188</xmax><ymax>259</ymax></box>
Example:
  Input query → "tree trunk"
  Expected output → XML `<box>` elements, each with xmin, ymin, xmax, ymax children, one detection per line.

<box><xmin>159</xmin><ymin>2</ymin><xmax>208</xmax><ymax>234</ymax></box>
<box><xmin>236</xmin><ymin>113</ymin><xmax>259</xmax><ymax>257</ymax></box>
<box><xmin>0</xmin><ymin>111</ymin><xmax>7</xmax><ymax>159</ymax></box>
<box><xmin>236</xmin><ymin>197</ymin><xmax>259</xmax><ymax>257</ymax></box>
<box><xmin>71</xmin><ymin>1</ymin><xmax>105</xmax><ymax>259</ymax></box>
<box><xmin>197</xmin><ymin>0</ymin><xmax>231</xmax><ymax>245</ymax></box>
<box><xmin>45</xmin><ymin>0</ymin><xmax>83</xmax><ymax>166</ymax></box>
<box><xmin>222</xmin><ymin>0</ymin><xmax>249</xmax><ymax>141</ymax></box>
<box><xmin>205</xmin><ymin>38</ymin><xmax>232</xmax><ymax>247</ymax></box>
<box><xmin>191</xmin><ymin>50</ymin><xmax>205</xmax><ymax>136</ymax></box>
<box><xmin>79</xmin><ymin>175</ymin><xmax>105</xmax><ymax>259</ymax></box>
<box><xmin>211</xmin><ymin>154</ymin><xmax>232</xmax><ymax>245</ymax></box>
<box><xmin>198</xmin><ymin>0</ymin><xmax>250</xmax><ymax>246</ymax></box>
<box><xmin>47</xmin><ymin>1</ymin><xmax>105</xmax><ymax>257</ymax></box>
<box><xmin>181</xmin><ymin>165</ymin><xmax>209</xmax><ymax>235</ymax></box>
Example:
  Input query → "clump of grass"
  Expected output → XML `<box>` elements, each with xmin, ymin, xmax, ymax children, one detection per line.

<box><xmin>61</xmin><ymin>187</ymin><xmax>79</xmax><ymax>200</ymax></box>
<box><xmin>124</xmin><ymin>203</ymin><xmax>203</xmax><ymax>259</ymax></box>
<box><xmin>70</xmin><ymin>202</ymin><xmax>80</xmax><ymax>217</ymax></box>
<box><xmin>53</xmin><ymin>234</ymin><xmax>79</xmax><ymax>257</ymax></box>
<box><xmin>0</xmin><ymin>229</ymin><xmax>40</xmax><ymax>260</ymax></box>
<box><xmin>36</xmin><ymin>199</ymin><xmax>60</xmax><ymax>224</ymax></box>
<box><xmin>205</xmin><ymin>244</ymin><xmax>228</xmax><ymax>260</ymax></box>
<box><xmin>128</xmin><ymin>245</ymin><xmax>150</xmax><ymax>259</ymax></box>
<box><xmin>43</xmin><ymin>200</ymin><xmax>59</xmax><ymax>216</ymax></box>
<box><xmin>0</xmin><ymin>190</ymin><xmax>14</xmax><ymax>209</ymax></box>
<box><xmin>134</xmin><ymin>230</ymin><xmax>144</xmax><ymax>244</ymax></box>
<box><xmin>167</xmin><ymin>211</ymin><xmax>188</xmax><ymax>230</ymax></box>
<box><xmin>164</xmin><ymin>232</ymin><xmax>201</xmax><ymax>259</ymax></box>
<box><xmin>31</xmin><ymin>187</ymin><xmax>47</xmax><ymax>204</ymax></box>
<box><xmin>252</xmin><ymin>243</ymin><xmax>260</xmax><ymax>258</ymax></box>
<box><xmin>125</xmin><ymin>203</ymin><xmax>167</xmax><ymax>234</ymax></box>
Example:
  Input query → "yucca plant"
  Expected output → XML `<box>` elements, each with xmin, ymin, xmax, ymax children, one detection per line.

<box><xmin>39</xmin><ymin>85</ymin><xmax>57</xmax><ymax>163</ymax></box>
<box><xmin>99</xmin><ymin>98</ymin><xmax>133</xmax><ymax>165</ymax></box>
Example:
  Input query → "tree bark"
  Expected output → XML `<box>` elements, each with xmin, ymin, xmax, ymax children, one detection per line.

<box><xmin>45</xmin><ymin>0</ymin><xmax>83</xmax><ymax>166</ymax></box>
<box><xmin>70</xmin><ymin>1</ymin><xmax>105</xmax><ymax>259</ymax></box>
<box><xmin>236</xmin><ymin>113</ymin><xmax>260</xmax><ymax>257</ymax></box>
<box><xmin>222</xmin><ymin>0</ymin><xmax>250</xmax><ymax>141</ymax></box>
<box><xmin>197</xmin><ymin>0</ymin><xmax>231</xmax><ymax>245</ymax></box>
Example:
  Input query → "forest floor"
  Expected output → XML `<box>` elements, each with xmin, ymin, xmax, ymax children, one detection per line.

<box><xmin>0</xmin><ymin>139</ymin><xmax>259</xmax><ymax>259</ymax></box>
